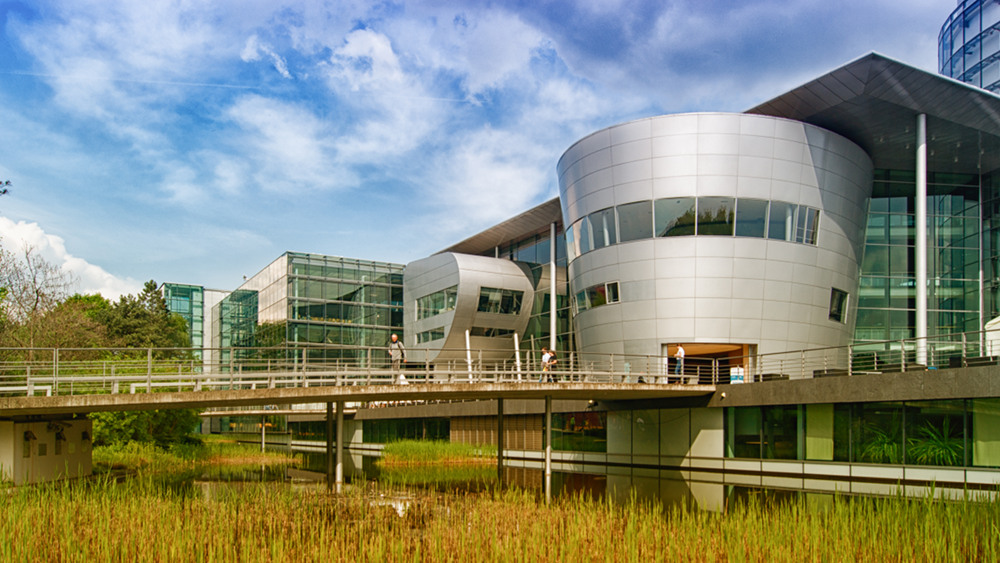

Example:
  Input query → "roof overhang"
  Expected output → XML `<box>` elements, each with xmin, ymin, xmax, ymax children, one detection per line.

<box><xmin>438</xmin><ymin>197</ymin><xmax>562</xmax><ymax>256</ymax></box>
<box><xmin>747</xmin><ymin>52</ymin><xmax>1000</xmax><ymax>174</ymax></box>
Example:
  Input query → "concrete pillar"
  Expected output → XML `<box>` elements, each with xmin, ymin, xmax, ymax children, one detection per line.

<box><xmin>497</xmin><ymin>398</ymin><xmax>504</xmax><ymax>485</ymax></box>
<box><xmin>550</xmin><ymin>222</ymin><xmax>557</xmax><ymax>351</ymax></box>
<box><xmin>260</xmin><ymin>415</ymin><xmax>265</xmax><ymax>453</ymax></box>
<box><xmin>916</xmin><ymin>113</ymin><xmax>928</xmax><ymax>365</ymax></box>
<box><xmin>325</xmin><ymin>402</ymin><xmax>333</xmax><ymax>491</ymax></box>
<box><xmin>544</xmin><ymin>395</ymin><xmax>552</xmax><ymax>505</ymax></box>
<box><xmin>335</xmin><ymin>400</ymin><xmax>344</xmax><ymax>494</ymax></box>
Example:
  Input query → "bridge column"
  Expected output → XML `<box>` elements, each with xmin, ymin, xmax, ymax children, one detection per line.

<box><xmin>325</xmin><ymin>402</ymin><xmax>333</xmax><ymax>492</ymax></box>
<box><xmin>497</xmin><ymin>398</ymin><xmax>504</xmax><ymax>485</ymax></box>
<box><xmin>544</xmin><ymin>395</ymin><xmax>552</xmax><ymax>505</ymax></box>
<box><xmin>335</xmin><ymin>400</ymin><xmax>344</xmax><ymax>494</ymax></box>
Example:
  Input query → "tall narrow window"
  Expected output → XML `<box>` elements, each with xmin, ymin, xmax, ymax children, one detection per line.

<box><xmin>829</xmin><ymin>288</ymin><xmax>848</xmax><ymax>323</ymax></box>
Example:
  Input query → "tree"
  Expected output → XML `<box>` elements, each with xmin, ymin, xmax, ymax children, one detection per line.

<box><xmin>90</xmin><ymin>409</ymin><xmax>202</xmax><ymax>448</ymax></box>
<box><xmin>0</xmin><ymin>244</ymin><xmax>76</xmax><ymax>349</ymax></box>
<box><xmin>96</xmin><ymin>280</ymin><xmax>189</xmax><ymax>350</ymax></box>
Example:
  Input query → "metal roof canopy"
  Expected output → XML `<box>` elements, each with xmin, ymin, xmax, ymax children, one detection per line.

<box><xmin>747</xmin><ymin>52</ymin><xmax>1000</xmax><ymax>175</ymax></box>
<box><xmin>439</xmin><ymin>197</ymin><xmax>562</xmax><ymax>257</ymax></box>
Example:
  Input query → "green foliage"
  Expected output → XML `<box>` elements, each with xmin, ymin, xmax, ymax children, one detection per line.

<box><xmin>90</xmin><ymin>409</ymin><xmax>203</xmax><ymax>449</ymax></box>
<box><xmin>95</xmin><ymin>280</ymin><xmax>189</xmax><ymax>350</ymax></box>
<box><xmin>907</xmin><ymin>418</ymin><xmax>964</xmax><ymax>466</ymax></box>
<box><xmin>857</xmin><ymin>423</ymin><xmax>902</xmax><ymax>464</ymax></box>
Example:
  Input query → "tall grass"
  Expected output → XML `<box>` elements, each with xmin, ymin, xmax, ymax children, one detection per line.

<box><xmin>0</xmin><ymin>476</ymin><xmax>997</xmax><ymax>562</ymax></box>
<box><xmin>92</xmin><ymin>434</ymin><xmax>298</xmax><ymax>474</ymax></box>
<box><xmin>379</xmin><ymin>440</ymin><xmax>496</xmax><ymax>466</ymax></box>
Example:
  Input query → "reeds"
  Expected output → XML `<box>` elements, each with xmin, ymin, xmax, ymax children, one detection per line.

<box><xmin>1</xmin><ymin>475</ymin><xmax>998</xmax><ymax>562</ymax></box>
<box><xmin>379</xmin><ymin>440</ymin><xmax>496</xmax><ymax>466</ymax></box>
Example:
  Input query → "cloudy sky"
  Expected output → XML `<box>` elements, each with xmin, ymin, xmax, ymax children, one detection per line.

<box><xmin>0</xmin><ymin>0</ymin><xmax>951</xmax><ymax>299</ymax></box>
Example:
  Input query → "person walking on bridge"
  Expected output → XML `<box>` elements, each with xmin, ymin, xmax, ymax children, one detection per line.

<box><xmin>388</xmin><ymin>334</ymin><xmax>407</xmax><ymax>384</ymax></box>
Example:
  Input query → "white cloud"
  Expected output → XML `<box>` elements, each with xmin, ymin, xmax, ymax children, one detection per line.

<box><xmin>0</xmin><ymin>217</ymin><xmax>142</xmax><ymax>301</ymax></box>
<box><xmin>241</xmin><ymin>34</ymin><xmax>292</xmax><ymax>79</ymax></box>
<box><xmin>226</xmin><ymin>95</ymin><xmax>356</xmax><ymax>192</ymax></box>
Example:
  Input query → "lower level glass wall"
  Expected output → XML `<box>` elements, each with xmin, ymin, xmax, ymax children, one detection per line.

<box><xmin>725</xmin><ymin>399</ymin><xmax>1000</xmax><ymax>467</ymax></box>
<box><xmin>361</xmin><ymin>418</ymin><xmax>449</xmax><ymax>444</ymax></box>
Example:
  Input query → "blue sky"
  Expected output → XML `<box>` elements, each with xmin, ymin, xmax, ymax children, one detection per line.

<box><xmin>0</xmin><ymin>0</ymin><xmax>949</xmax><ymax>298</ymax></box>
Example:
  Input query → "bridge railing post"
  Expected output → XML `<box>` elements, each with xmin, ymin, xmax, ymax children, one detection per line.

<box><xmin>146</xmin><ymin>348</ymin><xmax>152</xmax><ymax>393</ymax></box>
<box><xmin>53</xmin><ymin>349</ymin><xmax>59</xmax><ymax>396</ymax></box>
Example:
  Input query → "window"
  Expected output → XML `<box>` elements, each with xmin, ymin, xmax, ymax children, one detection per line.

<box><xmin>617</xmin><ymin>201</ymin><xmax>653</xmax><ymax>242</ymax></box>
<box><xmin>829</xmin><ymin>288</ymin><xmax>849</xmax><ymax>323</ymax></box>
<box><xmin>574</xmin><ymin>281</ymin><xmax>621</xmax><ymax>314</ymax></box>
<box><xmin>697</xmin><ymin>197</ymin><xmax>735</xmax><ymax>236</ymax></box>
<box><xmin>417</xmin><ymin>328</ymin><xmax>445</xmax><ymax>343</ymax></box>
<box><xmin>796</xmin><ymin>206</ymin><xmax>820</xmax><ymax>245</ymax></box>
<box><xmin>735</xmin><ymin>199</ymin><xmax>769</xmax><ymax>238</ymax></box>
<box><xmin>469</xmin><ymin>327</ymin><xmax>514</xmax><ymax>337</ymax></box>
<box><xmin>655</xmin><ymin>197</ymin><xmax>696</xmax><ymax>237</ymax></box>
<box><xmin>416</xmin><ymin>286</ymin><xmax>458</xmax><ymax>320</ymax></box>
<box><xmin>589</xmin><ymin>208</ymin><xmax>617</xmax><ymax>250</ymax></box>
<box><xmin>477</xmin><ymin>288</ymin><xmax>524</xmax><ymax>315</ymax></box>
<box><xmin>606</xmin><ymin>281</ymin><xmax>620</xmax><ymax>304</ymax></box>
<box><xmin>767</xmin><ymin>201</ymin><xmax>795</xmax><ymax>241</ymax></box>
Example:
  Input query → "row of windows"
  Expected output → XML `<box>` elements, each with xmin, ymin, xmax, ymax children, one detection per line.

<box><xmin>477</xmin><ymin>287</ymin><xmax>524</xmax><ymax>315</ymax></box>
<box><xmin>573</xmin><ymin>281</ymin><xmax>620</xmax><ymax>316</ymax></box>
<box><xmin>416</xmin><ymin>286</ymin><xmax>458</xmax><ymax>320</ymax></box>
<box><xmin>567</xmin><ymin>198</ymin><xmax>820</xmax><ymax>262</ymax></box>
<box><xmin>727</xmin><ymin>399</ymin><xmax>1000</xmax><ymax>467</ymax></box>
<box><xmin>417</xmin><ymin>328</ymin><xmax>444</xmax><ymax>343</ymax></box>
<box><xmin>417</xmin><ymin>325</ymin><xmax>517</xmax><ymax>344</ymax></box>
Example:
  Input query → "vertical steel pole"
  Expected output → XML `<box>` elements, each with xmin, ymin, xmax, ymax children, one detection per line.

<box><xmin>916</xmin><ymin>113</ymin><xmax>928</xmax><ymax>366</ymax></box>
<box><xmin>545</xmin><ymin>395</ymin><xmax>552</xmax><ymax>505</ymax></box>
<box><xmin>550</xmin><ymin>222</ymin><xmax>557</xmax><ymax>352</ymax></box>
<box><xmin>335</xmin><ymin>400</ymin><xmax>344</xmax><ymax>494</ymax></box>
<box><xmin>261</xmin><ymin>415</ymin><xmax>266</xmax><ymax>453</ymax></box>
<box><xmin>325</xmin><ymin>402</ymin><xmax>334</xmax><ymax>492</ymax></box>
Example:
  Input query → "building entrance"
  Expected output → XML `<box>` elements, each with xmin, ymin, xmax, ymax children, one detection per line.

<box><xmin>662</xmin><ymin>343</ymin><xmax>754</xmax><ymax>384</ymax></box>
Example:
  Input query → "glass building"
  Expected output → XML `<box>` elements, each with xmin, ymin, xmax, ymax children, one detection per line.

<box><xmin>210</xmin><ymin>252</ymin><xmax>405</xmax><ymax>367</ymax></box>
<box><xmin>940</xmin><ymin>0</ymin><xmax>1000</xmax><ymax>92</ymax></box>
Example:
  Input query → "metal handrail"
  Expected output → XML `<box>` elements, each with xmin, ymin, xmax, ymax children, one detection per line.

<box><xmin>1</xmin><ymin>327</ymin><xmax>999</xmax><ymax>396</ymax></box>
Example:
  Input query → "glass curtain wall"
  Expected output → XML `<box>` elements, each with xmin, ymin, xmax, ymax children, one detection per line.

<box><xmin>497</xmin><ymin>230</ymin><xmax>574</xmax><ymax>358</ymax></box>
<box><xmin>287</xmin><ymin>253</ymin><xmax>405</xmax><ymax>366</ymax></box>
<box><xmin>216</xmin><ymin>252</ymin><xmax>404</xmax><ymax>368</ymax></box>
<box><xmin>855</xmin><ymin>170</ymin><xmax>980</xmax><ymax>355</ymax></box>
<box><xmin>726</xmin><ymin>399</ymin><xmax>1000</xmax><ymax>467</ymax></box>
<box><xmin>162</xmin><ymin>283</ymin><xmax>205</xmax><ymax>351</ymax></box>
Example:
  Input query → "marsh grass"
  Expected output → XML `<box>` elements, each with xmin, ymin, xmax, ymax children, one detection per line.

<box><xmin>2</xmin><ymin>471</ymin><xmax>998</xmax><ymax>562</ymax></box>
<box><xmin>379</xmin><ymin>440</ymin><xmax>496</xmax><ymax>466</ymax></box>
<box><xmin>92</xmin><ymin>435</ymin><xmax>298</xmax><ymax>475</ymax></box>
<box><xmin>11</xmin><ymin>439</ymin><xmax>996</xmax><ymax>561</ymax></box>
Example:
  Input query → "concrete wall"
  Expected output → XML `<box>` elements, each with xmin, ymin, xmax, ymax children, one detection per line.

<box><xmin>0</xmin><ymin>419</ymin><xmax>93</xmax><ymax>485</ymax></box>
<box><xmin>557</xmin><ymin>112</ymin><xmax>872</xmax><ymax>359</ymax></box>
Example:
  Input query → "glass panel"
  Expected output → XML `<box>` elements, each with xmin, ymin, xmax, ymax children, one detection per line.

<box><xmin>606</xmin><ymin>282</ymin><xmax>620</xmax><ymax>303</ymax></box>
<box><xmin>829</xmin><ymin>288</ymin><xmax>848</xmax><ymax>322</ymax></box>
<box><xmin>971</xmin><ymin>398</ymin><xmax>1000</xmax><ymax>467</ymax></box>
<box><xmin>726</xmin><ymin>407</ymin><xmax>761</xmax><ymax>458</ymax></box>
<box><xmin>589</xmin><ymin>208</ymin><xmax>617</xmax><ymax>250</ymax></box>
<box><xmin>853</xmin><ymin>402</ymin><xmax>903</xmax><ymax>464</ymax></box>
<box><xmin>767</xmin><ymin>202</ymin><xmax>795</xmax><ymax>241</ymax></box>
<box><xmin>578</xmin><ymin>215</ymin><xmax>594</xmax><ymax>255</ymax></box>
<box><xmin>477</xmin><ymin>288</ymin><xmax>523</xmax><ymax>315</ymax></box>
<box><xmin>697</xmin><ymin>196</ymin><xmax>735</xmax><ymax>236</ymax></box>
<box><xmin>655</xmin><ymin>197</ymin><xmax>696</xmax><ymax>237</ymax></box>
<box><xmin>762</xmin><ymin>405</ymin><xmax>800</xmax><ymax>460</ymax></box>
<box><xmin>735</xmin><ymin>199</ymin><xmax>768</xmax><ymax>238</ymax></box>
<box><xmin>617</xmin><ymin>201</ymin><xmax>653</xmax><ymax>242</ymax></box>
<box><xmin>904</xmin><ymin>400</ymin><xmax>966</xmax><ymax>466</ymax></box>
